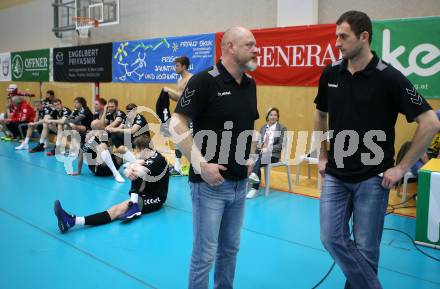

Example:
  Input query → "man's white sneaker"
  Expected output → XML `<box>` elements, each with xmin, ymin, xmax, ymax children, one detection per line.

<box><xmin>246</xmin><ymin>188</ymin><xmax>258</xmax><ymax>199</ymax></box>
<box><xmin>248</xmin><ymin>172</ymin><xmax>260</xmax><ymax>184</ymax></box>
<box><xmin>15</xmin><ymin>143</ymin><xmax>29</xmax><ymax>150</ymax></box>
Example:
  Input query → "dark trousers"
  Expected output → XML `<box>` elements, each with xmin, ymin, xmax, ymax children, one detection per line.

<box><xmin>5</xmin><ymin>122</ymin><xmax>27</xmax><ymax>139</ymax></box>
<box><xmin>175</xmin><ymin>149</ymin><xmax>182</xmax><ymax>158</ymax></box>
<box><xmin>251</xmin><ymin>154</ymin><xmax>279</xmax><ymax>189</ymax></box>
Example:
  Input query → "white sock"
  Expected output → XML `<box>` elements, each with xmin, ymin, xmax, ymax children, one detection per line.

<box><xmin>23</xmin><ymin>137</ymin><xmax>30</xmax><ymax>145</ymax></box>
<box><xmin>174</xmin><ymin>158</ymin><xmax>181</xmax><ymax>172</ymax></box>
<box><xmin>130</xmin><ymin>193</ymin><xmax>139</xmax><ymax>204</ymax></box>
<box><xmin>123</xmin><ymin>150</ymin><xmax>136</xmax><ymax>163</ymax></box>
<box><xmin>75</xmin><ymin>217</ymin><xmax>85</xmax><ymax>226</ymax></box>
<box><xmin>100</xmin><ymin>150</ymin><xmax>122</xmax><ymax>178</ymax></box>
<box><xmin>55</xmin><ymin>134</ymin><xmax>62</xmax><ymax>146</ymax></box>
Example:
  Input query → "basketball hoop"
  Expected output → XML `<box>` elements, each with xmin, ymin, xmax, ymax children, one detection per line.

<box><xmin>72</xmin><ymin>16</ymin><xmax>99</xmax><ymax>38</ymax></box>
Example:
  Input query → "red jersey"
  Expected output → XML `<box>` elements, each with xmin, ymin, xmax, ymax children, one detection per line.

<box><xmin>8</xmin><ymin>100</ymin><xmax>36</xmax><ymax>122</ymax></box>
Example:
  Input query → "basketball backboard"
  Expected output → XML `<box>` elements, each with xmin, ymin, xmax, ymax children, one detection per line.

<box><xmin>75</xmin><ymin>0</ymin><xmax>119</xmax><ymax>29</ymax></box>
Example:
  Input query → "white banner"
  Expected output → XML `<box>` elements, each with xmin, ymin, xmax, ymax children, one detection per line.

<box><xmin>0</xmin><ymin>52</ymin><xmax>11</xmax><ymax>81</ymax></box>
<box><xmin>428</xmin><ymin>172</ymin><xmax>440</xmax><ymax>242</ymax></box>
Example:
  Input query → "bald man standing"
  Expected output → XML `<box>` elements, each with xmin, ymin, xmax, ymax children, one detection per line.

<box><xmin>171</xmin><ymin>27</ymin><xmax>259</xmax><ymax>289</ymax></box>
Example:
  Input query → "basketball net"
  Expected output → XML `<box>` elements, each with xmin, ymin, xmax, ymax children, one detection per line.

<box><xmin>72</xmin><ymin>16</ymin><xmax>99</xmax><ymax>38</ymax></box>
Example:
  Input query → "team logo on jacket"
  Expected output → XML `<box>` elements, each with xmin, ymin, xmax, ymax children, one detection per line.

<box><xmin>406</xmin><ymin>87</ymin><xmax>422</xmax><ymax>105</ymax></box>
<box><xmin>180</xmin><ymin>87</ymin><xmax>195</xmax><ymax>107</ymax></box>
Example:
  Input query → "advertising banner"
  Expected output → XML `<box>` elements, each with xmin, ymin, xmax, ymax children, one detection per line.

<box><xmin>112</xmin><ymin>33</ymin><xmax>215</xmax><ymax>83</ymax></box>
<box><xmin>53</xmin><ymin>43</ymin><xmax>112</xmax><ymax>82</ymax></box>
<box><xmin>11</xmin><ymin>49</ymin><xmax>50</xmax><ymax>82</ymax></box>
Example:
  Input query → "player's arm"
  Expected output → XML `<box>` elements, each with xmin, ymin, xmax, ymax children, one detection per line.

<box><xmin>166</xmin><ymin>77</ymin><xmax>191</xmax><ymax>102</ymax></box>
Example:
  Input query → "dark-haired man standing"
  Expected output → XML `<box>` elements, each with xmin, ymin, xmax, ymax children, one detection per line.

<box><xmin>314</xmin><ymin>10</ymin><xmax>439</xmax><ymax>289</ymax></box>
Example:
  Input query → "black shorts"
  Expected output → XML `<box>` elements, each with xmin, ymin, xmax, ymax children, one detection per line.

<box><xmin>106</xmin><ymin>132</ymin><xmax>113</xmax><ymax>145</ymax></box>
<box><xmin>36</xmin><ymin>124</ymin><xmax>43</xmax><ymax>134</ymax></box>
<box><xmin>111</xmin><ymin>132</ymin><xmax>145</xmax><ymax>149</ymax></box>
<box><xmin>87</xmin><ymin>154</ymin><xmax>122</xmax><ymax>176</ymax></box>
<box><xmin>80</xmin><ymin>132</ymin><xmax>87</xmax><ymax>144</ymax></box>
<box><xmin>111</xmin><ymin>132</ymin><xmax>130</xmax><ymax>148</ymax></box>
<box><xmin>47</xmin><ymin>123</ymin><xmax>58</xmax><ymax>135</ymax></box>
<box><xmin>137</xmin><ymin>193</ymin><xmax>167</xmax><ymax>214</ymax></box>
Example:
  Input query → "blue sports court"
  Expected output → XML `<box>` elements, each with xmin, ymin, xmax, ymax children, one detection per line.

<box><xmin>1</xmin><ymin>141</ymin><xmax>439</xmax><ymax>289</ymax></box>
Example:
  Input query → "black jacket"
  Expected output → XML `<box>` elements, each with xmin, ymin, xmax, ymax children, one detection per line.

<box><xmin>156</xmin><ymin>89</ymin><xmax>170</xmax><ymax>123</ymax></box>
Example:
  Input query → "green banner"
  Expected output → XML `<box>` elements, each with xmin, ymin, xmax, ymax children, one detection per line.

<box><xmin>372</xmin><ymin>17</ymin><xmax>440</xmax><ymax>99</ymax></box>
<box><xmin>11</xmin><ymin>49</ymin><xmax>50</xmax><ymax>82</ymax></box>
<box><xmin>416</xmin><ymin>169</ymin><xmax>440</xmax><ymax>248</ymax></box>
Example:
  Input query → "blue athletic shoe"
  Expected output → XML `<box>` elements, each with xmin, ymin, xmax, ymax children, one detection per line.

<box><xmin>54</xmin><ymin>200</ymin><xmax>75</xmax><ymax>233</ymax></box>
<box><xmin>119</xmin><ymin>202</ymin><xmax>141</xmax><ymax>221</ymax></box>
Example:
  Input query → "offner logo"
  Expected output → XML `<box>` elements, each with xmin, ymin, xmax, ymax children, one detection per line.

<box><xmin>12</xmin><ymin>54</ymin><xmax>23</xmax><ymax>79</ymax></box>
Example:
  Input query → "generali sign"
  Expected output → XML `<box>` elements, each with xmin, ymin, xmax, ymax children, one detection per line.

<box><xmin>215</xmin><ymin>24</ymin><xmax>340</xmax><ymax>86</ymax></box>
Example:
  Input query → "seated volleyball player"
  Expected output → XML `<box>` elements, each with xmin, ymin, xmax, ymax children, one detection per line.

<box><xmin>26</xmin><ymin>90</ymin><xmax>58</xmax><ymax>152</ymax></box>
<box><xmin>54</xmin><ymin>135</ymin><xmax>170</xmax><ymax>233</ymax></box>
<box><xmin>43</xmin><ymin>98</ymin><xmax>72</xmax><ymax>156</ymax></box>
<box><xmin>68</xmin><ymin>119</ymin><xmax>125</xmax><ymax>183</ymax></box>
<box><xmin>104</xmin><ymin>98</ymin><xmax>126</xmax><ymax>129</ymax></box>
<box><xmin>65</xmin><ymin>97</ymin><xmax>93</xmax><ymax>136</ymax></box>
<box><xmin>106</xmin><ymin>103</ymin><xmax>149</xmax><ymax>164</ymax></box>
<box><xmin>92</xmin><ymin>98</ymin><xmax>107</xmax><ymax>122</ymax></box>
<box><xmin>23</xmin><ymin>98</ymin><xmax>70</xmax><ymax>153</ymax></box>
<box><xmin>65</xmin><ymin>96</ymin><xmax>93</xmax><ymax>155</ymax></box>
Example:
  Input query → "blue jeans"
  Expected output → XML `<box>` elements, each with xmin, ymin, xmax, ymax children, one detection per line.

<box><xmin>320</xmin><ymin>174</ymin><xmax>389</xmax><ymax>289</ymax></box>
<box><xmin>188</xmin><ymin>179</ymin><xmax>247</xmax><ymax>289</ymax></box>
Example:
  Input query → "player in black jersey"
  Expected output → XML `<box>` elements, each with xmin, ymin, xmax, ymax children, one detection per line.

<box><xmin>65</xmin><ymin>97</ymin><xmax>93</xmax><ymax>156</ymax></box>
<box><xmin>43</xmin><ymin>98</ymin><xmax>72</xmax><ymax>156</ymax></box>
<box><xmin>28</xmin><ymin>96</ymin><xmax>68</xmax><ymax>153</ymax></box>
<box><xmin>92</xmin><ymin>98</ymin><xmax>107</xmax><ymax>122</ymax></box>
<box><xmin>54</xmin><ymin>135</ymin><xmax>169</xmax><ymax>233</ymax></box>
<box><xmin>68</xmin><ymin>119</ymin><xmax>125</xmax><ymax>183</ymax></box>
<box><xmin>42</xmin><ymin>90</ymin><xmax>55</xmax><ymax>109</ymax></box>
<box><xmin>37</xmin><ymin>89</ymin><xmax>56</xmax><ymax>144</ymax></box>
<box><xmin>106</xmin><ymin>103</ymin><xmax>150</xmax><ymax>148</ymax></box>
<box><xmin>66</xmin><ymin>97</ymin><xmax>93</xmax><ymax>133</ymax></box>
<box><xmin>104</xmin><ymin>98</ymin><xmax>125</xmax><ymax>129</ymax></box>
<box><xmin>106</xmin><ymin>103</ymin><xmax>149</xmax><ymax>165</ymax></box>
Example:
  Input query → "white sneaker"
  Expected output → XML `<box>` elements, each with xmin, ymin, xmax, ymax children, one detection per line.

<box><xmin>248</xmin><ymin>172</ymin><xmax>260</xmax><ymax>184</ymax></box>
<box><xmin>246</xmin><ymin>188</ymin><xmax>258</xmax><ymax>199</ymax></box>
<box><xmin>15</xmin><ymin>143</ymin><xmax>29</xmax><ymax>150</ymax></box>
<box><xmin>114</xmin><ymin>174</ymin><xmax>125</xmax><ymax>183</ymax></box>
